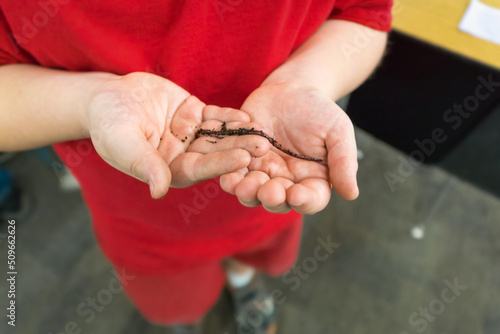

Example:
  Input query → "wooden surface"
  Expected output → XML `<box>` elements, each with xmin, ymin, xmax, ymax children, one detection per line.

<box><xmin>392</xmin><ymin>0</ymin><xmax>500</xmax><ymax>69</ymax></box>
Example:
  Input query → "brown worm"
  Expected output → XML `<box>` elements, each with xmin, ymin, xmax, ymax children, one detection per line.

<box><xmin>194</xmin><ymin>122</ymin><xmax>323</xmax><ymax>162</ymax></box>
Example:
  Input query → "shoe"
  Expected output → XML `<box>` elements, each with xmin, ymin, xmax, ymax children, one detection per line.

<box><xmin>170</xmin><ymin>324</ymin><xmax>202</xmax><ymax>334</ymax></box>
<box><xmin>231</xmin><ymin>275</ymin><xmax>277</xmax><ymax>334</ymax></box>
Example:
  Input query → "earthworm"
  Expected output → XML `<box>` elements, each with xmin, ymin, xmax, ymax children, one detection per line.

<box><xmin>194</xmin><ymin>122</ymin><xmax>322</xmax><ymax>162</ymax></box>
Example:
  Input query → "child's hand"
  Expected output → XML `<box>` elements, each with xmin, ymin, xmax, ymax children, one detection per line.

<box><xmin>218</xmin><ymin>82</ymin><xmax>359</xmax><ymax>214</ymax></box>
<box><xmin>84</xmin><ymin>72</ymin><xmax>267</xmax><ymax>198</ymax></box>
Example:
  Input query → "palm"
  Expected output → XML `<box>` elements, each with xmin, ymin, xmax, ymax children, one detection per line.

<box><xmin>220</xmin><ymin>83</ymin><xmax>359</xmax><ymax>214</ymax></box>
<box><xmin>87</xmin><ymin>72</ymin><xmax>262</xmax><ymax>198</ymax></box>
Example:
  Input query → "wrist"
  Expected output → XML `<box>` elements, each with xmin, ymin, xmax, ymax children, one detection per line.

<box><xmin>261</xmin><ymin>60</ymin><xmax>340</xmax><ymax>100</ymax></box>
<box><xmin>78</xmin><ymin>71</ymin><xmax>120</xmax><ymax>138</ymax></box>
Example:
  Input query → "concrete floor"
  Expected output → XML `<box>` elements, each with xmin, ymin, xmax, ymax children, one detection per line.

<box><xmin>0</xmin><ymin>127</ymin><xmax>499</xmax><ymax>334</ymax></box>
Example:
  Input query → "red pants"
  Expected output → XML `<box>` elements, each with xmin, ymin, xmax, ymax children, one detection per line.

<box><xmin>114</xmin><ymin>219</ymin><xmax>302</xmax><ymax>325</ymax></box>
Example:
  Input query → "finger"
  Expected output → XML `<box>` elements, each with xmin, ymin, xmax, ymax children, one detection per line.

<box><xmin>248</xmin><ymin>152</ymin><xmax>295</xmax><ymax>180</ymax></box>
<box><xmin>234</xmin><ymin>171</ymin><xmax>270</xmax><ymax>207</ymax></box>
<box><xmin>169</xmin><ymin>149</ymin><xmax>252</xmax><ymax>188</ymax></box>
<box><xmin>101</xmin><ymin>132</ymin><xmax>172</xmax><ymax>199</ymax></box>
<box><xmin>170</xmin><ymin>95</ymin><xmax>206</xmax><ymax>136</ymax></box>
<box><xmin>220</xmin><ymin>168</ymin><xmax>248</xmax><ymax>194</ymax></box>
<box><xmin>326</xmin><ymin>114</ymin><xmax>359</xmax><ymax>200</ymax></box>
<box><xmin>157</xmin><ymin>132</ymin><xmax>188</xmax><ymax>164</ymax></box>
<box><xmin>203</xmin><ymin>105</ymin><xmax>251</xmax><ymax>123</ymax></box>
<box><xmin>258</xmin><ymin>178</ymin><xmax>293</xmax><ymax>213</ymax></box>
<box><xmin>197</xmin><ymin>119</ymin><xmax>265</xmax><ymax>132</ymax></box>
<box><xmin>189</xmin><ymin>135</ymin><xmax>270</xmax><ymax>158</ymax></box>
<box><xmin>286</xmin><ymin>158</ymin><xmax>329</xmax><ymax>181</ymax></box>
<box><xmin>287</xmin><ymin>178</ymin><xmax>331</xmax><ymax>214</ymax></box>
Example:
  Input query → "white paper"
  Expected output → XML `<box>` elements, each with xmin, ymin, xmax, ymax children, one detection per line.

<box><xmin>459</xmin><ymin>0</ymin><xmax>500</xmax><ymax>45</ymax></box>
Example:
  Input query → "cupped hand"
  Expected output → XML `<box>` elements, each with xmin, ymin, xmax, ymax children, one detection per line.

<box><xmin>85</xmin><ymin>72</ymin><xmax>268</xmax><ymax>198</ymax></box>
<box><xmin>215</xmin><ymin>82</ymin><xmax>359</xmax><ymax>214</ymax></box>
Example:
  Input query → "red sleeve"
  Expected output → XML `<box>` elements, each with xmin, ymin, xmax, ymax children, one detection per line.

<box><xmin>0</xmin><ymin>9</ymin><xmax>36</xmax><ymax>65</ymax></box>
<box><xmin>330</xmin><ymin>0</ymin><xmax>393</xmax><ymax>32</ymax></box>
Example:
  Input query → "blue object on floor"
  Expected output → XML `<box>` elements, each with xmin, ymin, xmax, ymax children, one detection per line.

<box><xmin>0</xmin><ymin>167</ymin><xmax>14</xmax><ymax>204</ymax></box>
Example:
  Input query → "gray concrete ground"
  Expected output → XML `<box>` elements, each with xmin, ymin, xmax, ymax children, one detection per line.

<box><xmin>0</xmin><ymin>127</ymin><xmax>499</xmax><ymax>334</ymax></box>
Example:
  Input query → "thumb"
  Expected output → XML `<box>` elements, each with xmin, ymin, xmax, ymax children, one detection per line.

<box><xmin>101</xmin><ymin>133</ymin><xmax>172</xmax><ymax>199</ymax></box>
<box><xmin>325</xmin><ymin>116</ymin><xmax>359</xmax><ymax>200</ymax></box>
<box><xmin>142</xmin><ymin>152</ymin><xmax>172</xmax><ymax>199</ymax></box>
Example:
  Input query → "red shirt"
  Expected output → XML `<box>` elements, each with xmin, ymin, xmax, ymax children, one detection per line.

<box><xmin>0</xmin><ymin>1</ymin><xmax>392</xmax><ymax>274</ymax></box>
